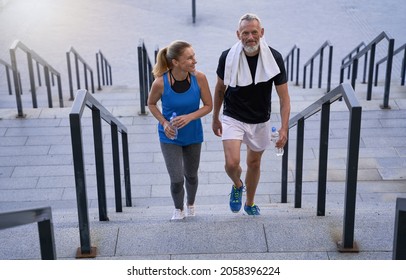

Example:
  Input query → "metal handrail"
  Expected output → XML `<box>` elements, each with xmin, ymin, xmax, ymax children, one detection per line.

<box><xmin>0</xmin><ymin>58</ymin><xmax>22</xmax><ymax>95</ymax></box>
<box><xmin>69</xmin><ymin>89</ymin><xmax>132</xmax><ymax>258</ymax></box>
<box><xmin>0</xmin><ymin>207</ymin><xmax>56</xmax><ymax>260</ymax></box>
<box><xmin>281</xmin><ymin>83</ymin><xmax>362</xmax><ymax>252</ymax></box>
<box><xmin>9</xmin><ymin>40</ymin><xmax>63</xmax><ymax>117</ymax></box>
<box><xmin>375</xmin><ymin>43</ymin><xmax>406</xmax><ymax>86</ymax></box>
<box><xmin>66</xmin><ymin>47</ymin><xmax>95</xmax><ymax>101</ymax></box>
<box><xmin>340</xmin><ymin>31</ymin><xmax>395</xmax><ymax>109</ymax></box>
<box><xmin>284</xmin><ymin>44</ymin><xmax>300</xmax><ymax>86</ymax></box>
<box><xmin>341</xmin><ymin>42</ymin><xmax>368</xmax><ymax>82</ymax></box>
<box><xmin>96</xmin><ymin>50</ymin><xmax>113</xmax><ymax>90</ymax></box>
<box><xmin>137</xmin><ymin>39</ymin><xmax>156</xmax><ymax>115</ymax></box>
<box><xmin>302</xmin><ymin>40</ymin><xmax>333</xmax><ymax>92</ymax></box>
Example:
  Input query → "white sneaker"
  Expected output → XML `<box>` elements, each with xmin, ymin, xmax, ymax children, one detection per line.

<box><xmin>186</xmin><ymin>205</ymin><xmax>195</xmax><ymax>217</ymax></box>
<box><xmin>171</xmin><ymin>209</ymin><xmax>185</xmax><ymax>220</ymax></box>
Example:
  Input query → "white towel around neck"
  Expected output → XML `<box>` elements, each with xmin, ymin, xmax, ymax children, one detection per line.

<box><xmin>224</xmin><ymin>37</ymin><xmax>280</xmax><ymax>87</ymax></box>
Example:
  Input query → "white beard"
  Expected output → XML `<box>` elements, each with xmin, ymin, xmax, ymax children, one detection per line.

<box><xmin>243</xmin><ymin>43</ymin><xmax>259</xmax><ymax>54</ymax></box>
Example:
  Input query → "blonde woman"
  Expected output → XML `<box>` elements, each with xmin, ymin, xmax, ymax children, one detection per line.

<box><xmin>148</xmin><ymin>40</ymin><xmax>212</xmax><ymax>220</ymax></box>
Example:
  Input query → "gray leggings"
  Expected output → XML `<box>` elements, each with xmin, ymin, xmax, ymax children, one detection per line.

<box><xmin>160</xmin><ymin>142</ymin><xmax>202</xmax><ymax>210</ymax></box>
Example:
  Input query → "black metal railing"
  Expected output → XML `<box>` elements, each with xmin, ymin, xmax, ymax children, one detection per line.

<box><xmin>69</xmin><ymin>89</ymin><xmax>132</xmax><ymax>258</ymax></box>
<box><xmin>66</xmin><ymin>47</ymin><xmax>95</xmax><ymax>101</ymax></box>
<box><xmin>341</xmin><ymin>42</ymin><xmax>368</xmax><ymax>83</ymax></box>
<box><xmin>0</xmin><ymin>58</ymin><xmax>22</xmax><ymax>96</ymax></box>
<box><xmin>137</xmin><ymin>39</ymin><xmax>156</xmax><ymax>115</ymax></box>
<box><xmin>281</xmin><ymin>83</ymin><xmax>362</xmax><ymax>252</ymax></box>
<box><xmin>303</xmin><ymin>40</ymin><xmax>333</xmax><ymax>92</ymax></box>
<box><xmin>393</xmin><ymin>197</ymin><xmax>406</xmax><ymax>260</ymax></box>
<box><xmin>10</xmin><ymin>40</ymin><xmax>63</xmax><ymax>117</ymax></box>
<box><xmin>375</xmin><ymin>43</ymin><xmax>406</xmax><ymax>87</ymax></box>
<box><xmin>96</xmin><ymin>50</ymin><xmax>113</xmax><ymax>91</ymax></box>
<box><xmin>191</xmin><ymin>0</ymin><xmax>197</xmax><ymax>23</ymax></box>
<box><xmin>340</xmin><ymin>31</ymin><xmax>395</xmax><ymax>109</ymax></box>
<box><xmin>284</xmin><ymin>44</ymin><xmax>300</xmax><ymax>86</ymax></box>
<box><xmin>0</xmin><ymin>207</ymin><xmax>56</xmax><ymax>260</ymax></box>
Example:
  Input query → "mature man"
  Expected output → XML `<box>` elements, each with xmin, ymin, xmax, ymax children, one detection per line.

<box><xmin>212</xmin><ymin>13</ymin><xmax>291</xmax><ymax>215</ymax></box>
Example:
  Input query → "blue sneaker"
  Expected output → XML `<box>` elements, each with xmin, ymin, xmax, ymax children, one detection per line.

<box><xmin>229</xmin><ymin>185</ymin><xmax>244</xmax><ymax>213</ymax></box>
<box><xmin>244</xmin><ymin>204</ymin><xmax>260</xmax><ymax>215</ymax></box>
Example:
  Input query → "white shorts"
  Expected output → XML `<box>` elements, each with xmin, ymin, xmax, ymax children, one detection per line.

<box><xmin>222</xmin><ymin>115</ymin><xmax>271</xmax><ymax>152</ymax></box>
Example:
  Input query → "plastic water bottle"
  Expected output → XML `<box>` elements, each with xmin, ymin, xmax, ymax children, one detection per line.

<box><xmin>169</xmin><ymin>112</ymin><xmax>178</xmax><ymax>140</ymax></box>
<box><xmin>271</xmin><ymin>126</ymin><xmax>284</xmax><ymax>156</ymax></box>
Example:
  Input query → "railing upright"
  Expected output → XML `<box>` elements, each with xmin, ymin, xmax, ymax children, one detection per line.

<box><xmin>284</xmin><ymin>45</ymin><xmax>300</xmax><ymax>86</ymax></box>
<box><xmin>69</xmin><ymin>89</ymin><xmax>132</xmax><ymax>258</ymax></box>
<box><xmin>9</xmin><ymin>40</ymin><xmax>63</xmax><ymax>117</ymax></box>
<box><xmin>67</xmin><ymin>47</ymin><xmax>95</xmax><ymax>101</ymax></box>
<box><xmin>302</xmin><ymin>41</ymin><xmax>333</xmax><ymax>92</ymax></box>
<box><xmin>96</xmin><ymin>50</ymin><xmax>113</xmax><ymax>91</ymax></box>
<box><xmin>281</xmin><ymin>83</ymin><xmax>362</xmax><ymax>252</ymax></box>
<box><xmin>137</xmin><ymin>40</ymin><xmax>156</xmax><ymax>115</ymax></box>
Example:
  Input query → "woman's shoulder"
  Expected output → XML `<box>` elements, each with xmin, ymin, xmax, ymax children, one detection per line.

<box><xmin>192</xmin><ymin>70</ymin><xmax>207</xmax><ymax>80</ymax></box>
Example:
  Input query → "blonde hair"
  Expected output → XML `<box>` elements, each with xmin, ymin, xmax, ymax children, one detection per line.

<box><xmin>152</xmin><ymin>40</ymin><xmax>192</xmax><ymax>78</ymax></box>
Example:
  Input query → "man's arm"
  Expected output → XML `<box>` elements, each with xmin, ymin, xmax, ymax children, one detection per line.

<box><xmin>275</xmin><ymin>82</ymin><xmax>291</xmax><ymax>148</ymax></box>
<box><xmin>212</xmin><ymin>76</ymin><xmax>227</xmax><ymax>137</ymax></box>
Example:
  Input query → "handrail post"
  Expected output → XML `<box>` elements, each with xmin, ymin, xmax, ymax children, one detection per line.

<box><xmin>393</xmin><ymin>198</ymin><xmax>406</xmax><ymax>259</ymax></box>
<box><xmin>122</xmin><ymin>132</ymin><xmax>132</xmax><ymax>207</ymax></box>
<box><xmin>37</xmin><ymin>216</ymin><xmax>57</xmax><ymax>260</ymax></box>
<box><xmin>96</xmin><ymin>53</ymin><xmax>101</xmax><ymax>90</ymax></box>
<box><xmin>366</xmin><ymin>43</ymin><xmax>376</xmax><ymax>100</ymax></box>
<box><xmin>351</xmin><ymin>58</ymin><xmax>358</xmax><ymax>90</ymax></box>
<box><xmin>84</xmin><ymin>64</ymin><xmax>89</xmax><ymax>91</ymax></box>
<box><xmin>338</xmin><ymin>104</ymin><xmax>362</xmax><ymax>252</ymax></box>
<box><xmin>382</xmin><ymin>38</ymin><xmax>395</xmax><ymax>109</ymax></box>
<box><xmin>192</xmin><ymin>0</ymin><xmax>196</xmax><ymax>23</ymax></box>
<box><xmin>295</xmin><ymin>48</ymin><xmax>300</xmax><ymax>86</ymax></box>
<box><xmin>309</xmin><ymin>59</ymin><xmax>314</xmax><ymax>88</ymax></box>
<box><xmin>44</xmin><ymin>65</ymin><xmax>53</xmax><ymax>108</ymax></box>
<box><xmin>27</xmin><ymin>52</ymin><xmax>38</xmax><ymax>108</ymax></box>
<box><xmin>57</xmin><ymin>75</ymin><xmax>64</xmax><ymax>107</ymax></box>
<box><xmin>281</xmin><ymin>134</ymin><xmax>289</xmax><ymax>203</ymax></box>
<box><xmin>137</xmin><ymin>41</ymin><xmax>148</xmax><ymax>115</ymax></box>
<box><xmin>111</xmin><ymin>123</ymin><xmax>123</xmax><ymax>212</ymax></box>
<box><xmin>295</xmin><ymin>118</ymin><xmax>305</xmax><ymax>208</ymax></box>
<box><xmin>67</xmin><ymin>52</ymin><xmax>74</xmax><ymax>100</ymax></box>
<box><xmin>401</xmin><ymin>48</ymin><xmax>406</xmax><ymax>86</ymax></box>
<box><xmin>74</xmin><ymin>53</ymin><xmax>81</xmax><ymax>89</ymax></box>
<box><xmin>92</xmin><ymin>107</ymin><xmax>109</xmax><ymax>222</ymax></box>
<box><xmin>69</xmin><ymin>110</ymin><xmax>95</xmax><ymax>257</ymax></box>
<box><xmin>101</xmin><ymin>52</ymin><xmax>106</xmax><ymax>86</ymax></box>
<box><xmin>327</xmin><ymin>46</ymin><xmax>333</xmax><ymax>92</ymax></box>
<box><xmin>10</xmin><ymin>48</ymin><xmax>24</xmax><ymax>117</ymax></box>
<box><xmin>317</xmin><ymin>102</ymin><xmax>330</xmax><ymax>216</ymax></box>
<box><xmin>5</xmin><ymin>66</ymin><xmax>12</xmax><ymax>95</ymax></box>
<box><xmin>318</xmin><ymin>48</ymin><xmax>324</xmax><ymax>88</ymax></box>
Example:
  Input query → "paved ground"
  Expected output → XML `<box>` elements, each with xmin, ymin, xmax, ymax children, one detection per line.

<box><xmin>0</xmin><ymin>0</ymin><xmax>405</xmax><ymax>263</ymax></box>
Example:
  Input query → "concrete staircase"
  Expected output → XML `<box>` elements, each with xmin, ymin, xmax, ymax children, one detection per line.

<box><xmin>0</xmin><ymin>80</ymin><xmax>405</xmax><ymax>260</ymax></box>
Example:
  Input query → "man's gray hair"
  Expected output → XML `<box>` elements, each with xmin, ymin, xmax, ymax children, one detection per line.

<box><xmin>238</xmin><ymin>13</ymin><xmax>262</xmax><ymax>28</ymax></box>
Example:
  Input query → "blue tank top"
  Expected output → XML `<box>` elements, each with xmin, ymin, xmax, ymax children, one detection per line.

<box><xmin>158</xmin><ymin>72</ymin><xmax>203</xmax><ymax>146</ymax></box>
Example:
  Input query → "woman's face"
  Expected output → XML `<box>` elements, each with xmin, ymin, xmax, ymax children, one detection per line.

<box><xmin>173</xmin><ymin>47</ymin><xmax>197</xmax><ymax>73</ymax></box>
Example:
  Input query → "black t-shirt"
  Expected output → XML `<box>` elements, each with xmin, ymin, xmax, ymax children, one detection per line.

<box><xmin>216</xmin><ymin>46</ymin><xmax>287</xmax><ymax>124</ymax></box>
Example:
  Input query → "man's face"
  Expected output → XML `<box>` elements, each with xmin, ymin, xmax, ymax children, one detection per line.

<box><xmin>237</xmin><ymin>19</ymin><xmax>264</xmax><ymax>55</ymax></box>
